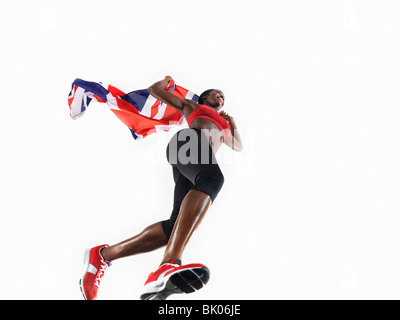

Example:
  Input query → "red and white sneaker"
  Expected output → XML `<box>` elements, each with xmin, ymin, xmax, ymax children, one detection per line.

<box><xmin>140</xmin><ymin>260</ymin><xmax>210</xmax><ymax>300</ymax></box>
<box><xmin>79</xmin><ymin>245</ymin><xmax>111</xmax><ymax>300</ymax></box>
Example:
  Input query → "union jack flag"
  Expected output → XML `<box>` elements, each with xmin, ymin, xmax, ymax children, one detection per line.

<box><xmin>68</xmin><ymin>78</ymin><xmax>198</xmax><ymax>139</ymax></box>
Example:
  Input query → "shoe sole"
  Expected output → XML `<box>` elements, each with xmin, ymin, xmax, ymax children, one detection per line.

<box><xmin>79</xmin><ymin>248</ymin><xmax>91</xmax><ymax>300</ymax></box>
<box><xmin>140</xmin><ymin>266</ymin><xmax>210</xmax><ymax>300</ymax></box>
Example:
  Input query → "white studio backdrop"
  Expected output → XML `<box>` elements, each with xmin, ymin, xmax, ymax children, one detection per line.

<box><xmin>0</xmin><ymin>0</ymin><xmax>399</xmax><ymax>299</ymax></box>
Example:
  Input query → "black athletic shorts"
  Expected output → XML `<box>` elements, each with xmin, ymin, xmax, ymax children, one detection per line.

<box><xmin>161</xmin><ymin>128</ymin><xmax>224</xmax><ymax>239</ymax></box>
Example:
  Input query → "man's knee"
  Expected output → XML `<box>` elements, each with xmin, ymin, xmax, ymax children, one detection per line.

<box><xmin>161</xmin><ymin>219</ymin><xmax>175</xmax><ymax>240</ymax></box>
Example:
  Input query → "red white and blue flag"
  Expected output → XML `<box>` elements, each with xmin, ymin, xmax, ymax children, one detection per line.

<box><xmin>68</xmin><ymin>78</ymin><xmax>198</xmax><ymax>139</ymax></box>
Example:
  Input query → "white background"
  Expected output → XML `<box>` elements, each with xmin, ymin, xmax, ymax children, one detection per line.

<box><xmin>0</xmin><ymin>0</ymin><xmax>399</xmax><ymax>300</ymax></box>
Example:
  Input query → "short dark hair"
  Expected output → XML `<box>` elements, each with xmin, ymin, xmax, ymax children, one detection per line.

<box><xmin>198</xmin><ymin>89</ymin><xmax>216</xmax><ymax>104</ymax></box>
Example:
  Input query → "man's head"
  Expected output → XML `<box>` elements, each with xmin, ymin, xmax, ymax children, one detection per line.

<box><xmin>198</xmin><ymin>89</ymin><xmax>225</xmax><ymax>111</ymax></box>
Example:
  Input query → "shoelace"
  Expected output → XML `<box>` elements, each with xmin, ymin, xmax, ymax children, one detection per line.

<box><xmin>95</xmin><ymin>261</ymin><xmax>110</xmax><ymax>287</ymax></box>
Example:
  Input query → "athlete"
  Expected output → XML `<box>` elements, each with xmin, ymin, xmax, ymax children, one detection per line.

<box><xmin>80</xmin><ymin>76</ymin><xmax>243</xmax><ymax>300</ymax></box>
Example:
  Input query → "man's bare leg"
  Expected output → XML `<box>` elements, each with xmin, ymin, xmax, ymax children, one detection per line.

<box><xmin>161</xmin><ymin>189</ymin><xmax>212</xmax><ymax>265</ymax></box>
<box><xmin>101</xmin><ymin>222</ymin><xmax>168</xmax><ymax>261</ymax></box>
<box><xmin>101</xmin><ymin>189</ymin><xmax>211</xmax><ymax>264</ymax></box>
